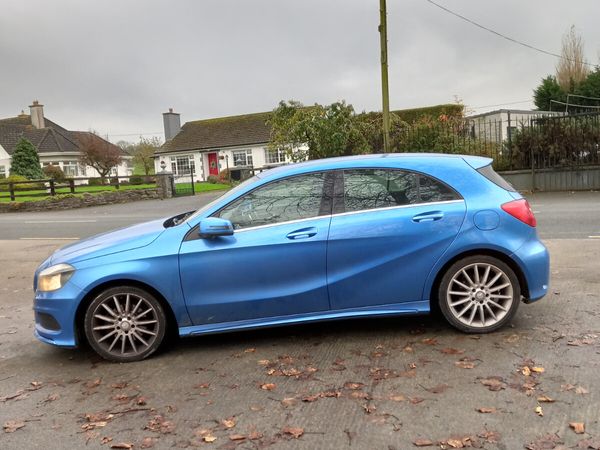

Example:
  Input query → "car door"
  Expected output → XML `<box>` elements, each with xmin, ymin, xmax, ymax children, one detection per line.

<box><xmin>179</xmin><ymin>171</ymin><xmax>333</xmax><ymax>325</ymax></box>
<box><xmin>327</xmin><ymin>168</ymin><xmax>466</xmax><ymax>310</ymax></box>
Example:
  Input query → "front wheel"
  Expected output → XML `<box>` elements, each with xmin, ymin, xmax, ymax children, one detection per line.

<box><xmin>84</xmin><ymin>286</ymin><xmax>167</xmax><ymax>362</ymax></box>
<box><xmin>438</xmin><ymin>256</ymin><xmax>521</xmax><ymax>333</ymax></box>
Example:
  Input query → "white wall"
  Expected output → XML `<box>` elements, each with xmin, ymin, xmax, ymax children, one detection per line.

<box><xmin>0</xmin><ymin>144</ymin><xmax>10</xmax><ymax>178</ymax></box>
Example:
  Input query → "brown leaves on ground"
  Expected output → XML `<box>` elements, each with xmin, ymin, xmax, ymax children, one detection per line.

<box><xmin>476</xmin><ymin>407</ymin><xmax>496</xmax><ymax>414</ymax></box>
<box><xmin>455</xmin><ymin>358</ymin><xmax>478</xmax><ymax>369</ymax></box>
<box><xmin>3</xmin><ymin>420</ymin><xmax>25</xmax><ymax>433</ymax></box>
<box><xmin>220</xmin><ymin>417</ymin><xmax>236</xmax><ymax>429</ymax></box>
<box><xmin>144</xmin><ymin>415</ymin><xmax>175</xmax><ymax>434</ymax></box>
<box><xmin>440</xmin><ymin>347</ymin><xmax>464</xmax><ymax>355</ymax></box>
<box><xmin>480</xmin><ymin>376</ymin><xmax>506</xmax><ymax>391</ymax></box>
<box><xmin>537</xmin><ymin>395</ymin><xmax>555</xmax><ymax>403</ymax></box>
<box><xmin>562</xmin><ymin>384</ymin><xmax>589</xmax><ymax>395</ymax></box>
<box><xmin>413</xmin><ymin>431</ymin><xmax>500</xmax><ymax>448</ymax></box>
<box><xmin>413</xmin><ymin>438</ymin><xmax>435</xmax><ymax>447</ymax></box>
<box><xmin>259</xmin><ymin>383</ymin><xmax>276</xmax><ymax>391</ymax></box>
<box><xmin>576</xmin><ymin>438</ymin><xmax>600</xmax><ymax>449</ymax></box>
<box><xmin>82</xmin><ymin>412</ymin><xmax>115</xmax><ymax>431</ymax></box>
<box><xmin>570</xmin><ymin>422</ymin><xmax>585</xmax><ymax>434</ymax></box>
<box><xmin>525</xmin><ymin>433</ymin><xmax>563</xmax><ymax>450</ymax></box>
<box><xmin>282</xmin><ymin>426</ymin><xmax>304</xmax><ymax>439</ymax></box>
<box><xmin>110</xmin><ymin>443</ymin><xmax>133</xmax><ymax>449</ymax></box>
<box><xmin>425</xmin><ymin>384</ymin><xmax>450</xmax><ymax>394</ymax></box>
<box><xmin>258</xmin><ymin>354</ymin><xmax>318</xmax><ymax>380</ymax></box>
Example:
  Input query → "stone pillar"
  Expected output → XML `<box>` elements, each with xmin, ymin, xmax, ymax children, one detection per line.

<box><xmin>156</xmin><ymin>172</ymin><xmax>174</xmax><ymax>199</ymax></box>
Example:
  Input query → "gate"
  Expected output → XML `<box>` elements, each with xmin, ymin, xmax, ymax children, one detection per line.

<box><xmin>172</xmin><ymin>166</ymin><xmax>196</xmax><ymax>197</ymax></box>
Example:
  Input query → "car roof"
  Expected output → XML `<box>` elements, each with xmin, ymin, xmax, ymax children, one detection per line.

<box><xmin>256</xmin><ymin>153</ymin><xmax>491</xmax><ymax>179</ymax></box>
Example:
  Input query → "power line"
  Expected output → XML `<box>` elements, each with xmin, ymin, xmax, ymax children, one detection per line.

<box><xmin>424</xmin><ymin>0</ymin><xmax>596</xmax><ymax>67</ymax></box>
<box><xmin>550</xmin><ymin>99</ymin><xmax>600</xmax><ymax>109</ymax></box>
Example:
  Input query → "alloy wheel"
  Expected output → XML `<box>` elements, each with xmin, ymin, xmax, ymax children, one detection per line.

<box><xmin>446</xmin><ymin>263</ymin><xmax>514</xmax><ymax>328</ymax></box>
<box><xmin>89</xmin><ymin>292</ymin><xmax>160</xmax><ymax>358</ymax></box>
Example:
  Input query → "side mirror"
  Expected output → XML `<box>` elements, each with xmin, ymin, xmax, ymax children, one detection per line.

<box><xmin>198</xmin><ymin>217</ymin><xmax>234</xmax><ymax>238</ymax></box>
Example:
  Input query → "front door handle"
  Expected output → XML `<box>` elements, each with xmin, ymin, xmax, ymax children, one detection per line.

<box><xmin>286</xmin><ymin>227</ymin><xmax>317</xmax><ymax>240</ymax></box>
<box><xmin>412</xmin><ymin>211</ymin><xmax>444</xmax><ymax>223</ymax></box>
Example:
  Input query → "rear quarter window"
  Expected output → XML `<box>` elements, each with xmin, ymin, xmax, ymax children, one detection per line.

<box><xmin>477</xmin><ymin>164</ymin><xmax>516</xmax><ymax>192</ymax></box>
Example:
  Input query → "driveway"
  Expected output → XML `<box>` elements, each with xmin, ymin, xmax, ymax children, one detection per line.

<box><xmin>0</xmin><ymin>192</ymin><xmax>599</xmax><ymax>449</ymax></box>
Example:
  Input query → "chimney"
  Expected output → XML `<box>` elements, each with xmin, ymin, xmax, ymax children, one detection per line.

<box><xmin>163</xmin><ymin>108</ymin><xmax>181</xmax><ymax>141</ymax></box>
<box><xmin>29</xmin><ymin>100</ymin><xmax>45</xmax><ymax>129</ymax></box>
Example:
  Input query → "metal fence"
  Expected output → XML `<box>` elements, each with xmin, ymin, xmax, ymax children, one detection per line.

<box><xmin>394</xmin><ymin>112</ymin><xmax>600</xmax><ymax>172</ymax></box>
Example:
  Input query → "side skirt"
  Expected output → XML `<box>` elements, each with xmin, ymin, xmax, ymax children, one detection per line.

<box><xmin>179</xmin><ymin>301</ymin><xmax>430</xmax><ymax>337</ymax></box>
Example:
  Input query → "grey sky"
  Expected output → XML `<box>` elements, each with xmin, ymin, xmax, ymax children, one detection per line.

<box><xmin>1</xmin><ymin>0</ymin><xmax>598</xmax><ymax>143</ymax></box>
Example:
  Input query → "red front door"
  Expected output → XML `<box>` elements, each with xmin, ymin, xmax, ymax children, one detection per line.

<box><xmin>208</xmin><ymin>153</ymin><xmax>219</xmax><ymax>176</ymax></box>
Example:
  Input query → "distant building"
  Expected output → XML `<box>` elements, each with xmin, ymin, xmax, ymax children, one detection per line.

<box><xmin>0</xmin><ymin>101</ymin><xmax>132</xmax><ymax>179</ymax></box>
<box><xmin>155</xmin><ymin>109</ymin><xmax>289</xmax><ymax>181</ymax></box>
<box><xmin>466</xmin><ymin>109</ymin><xmax>562</xmax><ymax>143</ymax></box>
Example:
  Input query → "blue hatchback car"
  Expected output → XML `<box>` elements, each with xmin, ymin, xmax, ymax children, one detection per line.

<box><xmin>33</xmin><ymin>154</ymin><xmax>549</xmax><ymax>362</ymax></box>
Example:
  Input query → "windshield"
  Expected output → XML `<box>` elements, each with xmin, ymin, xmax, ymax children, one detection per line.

<box><xmin>184</xmin><ymin>175</ymin><xmax>260</xmax><ymax>224</ymax></box>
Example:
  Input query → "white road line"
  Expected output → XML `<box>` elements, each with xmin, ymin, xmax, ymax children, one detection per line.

<box><xmin>19</xmin><ymin>237</ymin><xmax>80</xmax><ymax>240</ymax></box>
<box><xmin>24</xmin><ymin>220</ymin><xmax>97</xmax><ymax>223</ymax></box>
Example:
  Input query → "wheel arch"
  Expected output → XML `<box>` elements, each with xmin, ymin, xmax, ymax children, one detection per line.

<box><xmin>74</xmin><ymin>279</ymin><xmax>179</xmax><ymax>346</ymax></box>
<box><xmin>429</xmin><ymin>248</ymin><xmax>530</xmax><ymax>307</ymax></box>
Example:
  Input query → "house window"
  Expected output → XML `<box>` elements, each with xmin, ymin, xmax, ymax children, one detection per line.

<box><xmin>265</xmin><ymin>148</ymin><xmax>286</xmax><ymax>165</ymax></box>
<box><xmin>233</xmin><ymin>149</ymin><xmax>253</xmax><ymax>167</ymax></box>
<box><xmin>172</xmin><ymin>155</ymin><xmax>195</xmax><ymax>175</ymax></box>
<box><xmin>63</xmin><ymin>161</ymin><xmax>79</xmax><ymax>177</ymax></box>
<box><xmin>0</xmin><ymin>165</ymin><xmax>5</xmax><ymax>179</ymax></box>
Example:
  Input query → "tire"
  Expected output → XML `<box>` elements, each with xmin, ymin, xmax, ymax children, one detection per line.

<box><xmin>438</xmin><ymin>255</ymin><xmax>520</xmax><ymax>333</ymax></box>
<box><xmin>84</xmin><ymin>286</ymin><xmax>167</xmax><ymax>362</ymax></box>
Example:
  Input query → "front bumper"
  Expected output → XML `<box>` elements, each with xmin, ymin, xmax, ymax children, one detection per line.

<box><xmin>33</xmin><ymin>283</ymin><xmax>84</xmax><ymax>348</ymax></box>
<box><xmin>511</xmin><ymin>236</ymin><xmax>550</xmax><ymax>303</ymax></box>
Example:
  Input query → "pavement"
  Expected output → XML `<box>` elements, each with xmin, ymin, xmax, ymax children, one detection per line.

<box><xmin>0</xmin><ymin>192</ymin><xmax>599</xmax><ymax>449</ymax></box>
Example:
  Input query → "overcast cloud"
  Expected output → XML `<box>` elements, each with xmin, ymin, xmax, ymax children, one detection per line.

<box><xmin>1</xmin><ymin>0</ymin><xmax>599</xmax><ymax>142</ymax></box>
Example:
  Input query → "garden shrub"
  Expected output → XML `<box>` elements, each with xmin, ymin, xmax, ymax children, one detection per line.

<box><xmin>207</xmin><ymin>175</ymin><xmax>220</xmax><ymax>184</ymax></box>
<box><xmin>43</xmin><ymin>164</ymin><xmax>66</xmax><ymax>181</ymax></box>
<box><xmin>129</xmin><ymin>175</ymin><xmax>144</xmax><ymax>185</ymax></box>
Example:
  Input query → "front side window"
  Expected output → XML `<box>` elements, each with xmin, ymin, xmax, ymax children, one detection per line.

<box><xmin>342</xmin><ymin>169</ymin><xmax>459</xmax><ymax>213</ymax></box>
<box><xmin>233</xmin><ymin>149</ymin><xmax>253</xmax><ymax>167</ymax></box>
<box><xmin>265</xmin><ymin>148</ymin><xmax>286</xmax><ymax>165</ymax></box>
<box><xmin>63</xmin><ymin>161</ymin><xmax>79</xmax><ymax>177</ymax></box>
<box><xmin>0</xmin><ymin>165</ymin><xmax>5</xmax><ymax>179</ymax></box>
<box><xmin>217</xmin><ymin>172</ymin><xmax>327</xmax><ymax>229</ymax></box>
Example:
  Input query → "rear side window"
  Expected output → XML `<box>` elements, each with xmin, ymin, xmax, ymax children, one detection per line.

<box><xmin>477</xmin><ymin>164</ymin><xmax>516</xmax><ymax>191</ymax></box>
<box><xmin>342</xmin><ymin>169</ymin><xmax>460</xmax><ymax>213</ymax></box>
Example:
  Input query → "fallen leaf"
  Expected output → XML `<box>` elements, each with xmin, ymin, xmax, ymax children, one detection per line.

<box><xmin>248</xmin><ymin>431</ymin><xmax>263</xmax><ymax>440</ymax></box>
<box><xmin>477</xmin><ymin>407</ymin><xmax>496</xmax><ymax>414</ymax></box>
<box><xmin>203</xmin><ymin>435</ymin><xmax>217</xmax><ymax>443</ymax></box>
<box><xmin>244</xmin><ymin>348</ymin><xmax>256</xmax><ymax>353</ymax></box>
<box><xmin>101</xmin><ymin>436</ymin><xmax>113</xmax><ymax>445</ymax></box>
<box><xmin>535</xmin><ymin>405</ymin><xmax>544</xmax><ymax>416</ymax></box>
<box><xmin>29</xmin><ymin>381</ymin><xmax>43</xmax><ymax>390</ymax></box>
<box><xmin>440</xmin><ymin>348</ymin><xmax>464</xmax><ymax>355</ymax></box>
<box><xmin>531</xmin><ymin>366</ymin><xmax>545</xmax><ymax>373</ymax></box>
<box><xmin>481</xmin><ymin>377</ymin><xmax>506</xmax><ymax>391</ymax></box>
<box><xmin>260</xmin><ymin>383</ymin><xmax>276</xmax><ymax>391</ymax></box>
<box><xmin>302</xmin><ymin>394</ymin><xmax>319</xmax><ymax>403</ymax></box>
<box><xmin>455</xmin><ymin>360</ymin><xmax>476</xmax><ymax>369</ymax></box>
<box><xmin>522</xmin><ymin>366</ymin><xmax>532</xmax><ymax>376</ymax></box>
<box><xmin>576</xmin><ymin>438</ymin><xmax>600</xmax><ymax>449</ymax></box>
<box><xmin>44</xmin><ymin>393</ymin><xmax>59</xmax><ymax>403</ymax></box>
<box><xmin>229</xmin><ymin>434</ymin><xmax>246</xmax><ymax>441</ymax></box>
<box><xmin>525</xmin><ymin>433</ymin><xmax>563</xmax><ymax>450</ymax></box>
<box><xmin>575</xmin><ymin>386</ymin><xmax>589</xmax><ymax>395</ymax></box>
<box><xmin>221</xmin><ymin>417</ymin><xmax>236</xmax><ymax>429</ymax></box>
<box><xmin>3</xmin><ymin>420</ymin><xmax>25</xmax><ymax>433</ymax></box>
<box><xmin>537</xmin><ymin>395</ymin><xmax>555</xmax><ymax>403</ymax></box>
<box><xmin>446</xmin><ymin>438</ymin><xmax>464</xmax><ymax>448</ymax></box>
<box><xmin>409</xmin><ymin>397</ymin><xmax>424</xmax><ymax>405</ymax></box>
<box><xmin>413</xmin><ymin>438</ymin><xmax>435</xmax><ymax>446</ymax></box>
<box><xmin>570</xmin><ymin>422</ymin><xmax>585</xmax><ymax>434</ymax></box>
<box><xmin>257</xmin><ymin>359</ymin><xmax>270</xmax><ymax>366</ymax></box>
<box><xmin>136</xmin><ymin>396</ymin><xmax>147</xmax><ymax>406</ymax></box>
<box><xmin>421</xmin><ymin>338</ymin><xmax>437</xmax><ymax>345</ymax></box>
<box><xmin>478</xmin><ymin>430</ymin><xmax>501</xmax><ymax>443</ymax></box>
<box><xmin>85</xmin><ymin>379</ymin><xmax>102</xmax><ymax>389</ymax></box>
<box><xmin>390</xmin><ymin>394</ymin><xmax>406</xmax><ymax>402</ymax></box>
<box><xmin>344</xmin><ymin>382</ymin><xmax>364</xmax><ymax>390</ymax></box>
<box><xmin>282</xmin><ymin>426</ymin><xmax>304</xmax><ymax>439</ymax></box>
<box><xmin>110</xmin><ymin>443</ymin><xmax>133</xmax><ymax>449</ymax></box>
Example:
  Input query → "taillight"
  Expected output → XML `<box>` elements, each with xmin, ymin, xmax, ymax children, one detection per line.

<box><xmin>501</xmin><ymin>199</ymin><xmax>536</xmax><ymax>227</ymax></box>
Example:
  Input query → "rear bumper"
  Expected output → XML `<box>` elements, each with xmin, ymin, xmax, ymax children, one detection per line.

<box><xmin>510</xmin><ymin>237</ymin><xmax>550</xmax><ymax>302</ymax></box>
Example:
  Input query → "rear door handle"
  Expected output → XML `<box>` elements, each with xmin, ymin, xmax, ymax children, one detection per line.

<box><xmin>286</xmin><ymin>227</ymin><xmax>317</xmax><ymax>240</ymax></box>
<box><xmin>412</xmin><ymin>211</ymin><xmax>444</xmax><ymax>223</ymax></box>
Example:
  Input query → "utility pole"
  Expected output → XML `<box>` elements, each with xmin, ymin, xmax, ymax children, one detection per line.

<box><xmin>379</xmin><ymin>0</ymin><xmax>391</xmax><ymax>153</ymax></box>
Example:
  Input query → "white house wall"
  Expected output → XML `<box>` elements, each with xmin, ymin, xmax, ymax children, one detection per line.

<box><xmin>0</xmin><ymin>144</ymin><xmax>10</xmax><ymax>178</ymax></box>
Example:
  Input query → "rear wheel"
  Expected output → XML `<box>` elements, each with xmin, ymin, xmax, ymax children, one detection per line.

<box><xmin>84</xmin><ymin>286</ymin><xmax>166</xmax><ymax>362</ymax></box>
<box><xmin>438</xmin><ymin>256</ymin><xmax>520</xmax><ymax>333</ymax></box>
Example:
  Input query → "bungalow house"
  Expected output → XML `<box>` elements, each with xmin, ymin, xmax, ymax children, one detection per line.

<box><xmin>0</xmin><ymin>101</ymin><xmax>132</xmax><ymax>179</ymax></box>
<box><xmin>154</xmin><ymin>109</ymin><xmax>290</xmax><ymax>181</ymax></box>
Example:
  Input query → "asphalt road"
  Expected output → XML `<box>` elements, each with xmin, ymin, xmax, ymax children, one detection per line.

<box><xmin>0</xmin><ymin>190</ymin><xmax>599</xmax><ymax>240</ymax></box>
<box><xmin>0</xmin><ymin>239</ymin><xmax>599</xmax><ymax>449</ymax></box>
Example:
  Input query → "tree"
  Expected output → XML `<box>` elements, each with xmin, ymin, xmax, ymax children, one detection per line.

<box><xmin>78</xmin><ymin>132</ymin><xmax>122</xmax><ymax>180</ymax></box>
<box><xmin>10</xmin><ymin>138</ymin><xmax>44</xmax><ymax>179</ymax></box>
<box><xmin>268</xmin><ymin>100</ymin><xmax>371</xmax><ymax>160</ymax></box>
<box><xmin>556</xmin><ymin>25</ymin><xmax>590</xmax><ymax>91</ymax></box>
<box><xmin>131</xmin><ymin>137</ymin><xmax>161</xmax><ymax>175</ymax></box>
<box><xmin>575</xmin><ymin>67</ymin><xmax>600</xmax><ymax>106</ymax></box>
<box><xmin>533</xmin><ymin>76</ymin><xmax>567</xmax><ymax>111</ymax></box>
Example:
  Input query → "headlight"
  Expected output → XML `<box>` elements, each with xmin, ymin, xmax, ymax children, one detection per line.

<box><xmin>37</xmin><ymin>264</ymin><xmax>75</xmax><ymax>292</ymax></box>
